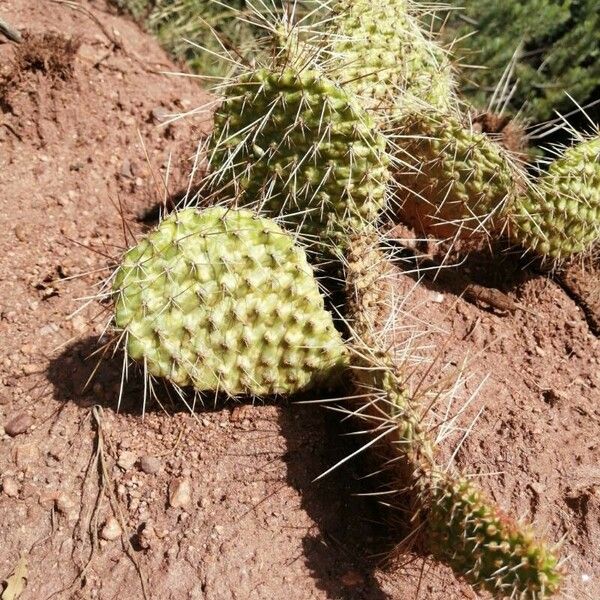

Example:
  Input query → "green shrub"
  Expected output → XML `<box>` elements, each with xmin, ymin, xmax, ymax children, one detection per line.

<box><xmin>440</xmin><ymin>0</ymin><xmax>599</xmax><ymax>125</ymax></box>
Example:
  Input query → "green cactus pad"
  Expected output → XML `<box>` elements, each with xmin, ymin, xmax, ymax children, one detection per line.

<box><xmin>209</xmin><ymin>66</ymin><xmax>389</xmax><ymax>243</ymax></box>
<box><xmin>113</xmin><ymin>207</ymin><xmax>347</xmax><ymax>396</ymax></box>
<box><xmin>332</xmin><ymin>0</ymin><xmax>455</xmax><ymax>114</ymax></box>
<box><xmin>510</xmin><ymin>135</ymin><xmax>600</xmax><ymax>260</ymax></box>
<box><xmin>426</xmin><ymin>474</ymin><xmax>561</xmax><ymax>598</ymax></box>
<box><xmin>394</xmin><ymin>114</ymin><xmax>519</xmax><ymax>239</ymax></box>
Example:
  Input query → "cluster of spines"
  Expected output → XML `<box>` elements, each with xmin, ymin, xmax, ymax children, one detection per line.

<box><xmin>331</xmin><ymin>0</ymin><xmax>457</xmax><ymax>116</ymax></box>
<box><xmin>393</xmin><ymin>112</ymin><xmax>522</xmax><ymax>240</ymax></box>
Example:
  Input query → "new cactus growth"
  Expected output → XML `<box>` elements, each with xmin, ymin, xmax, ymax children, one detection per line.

<box><xmin>112</xmin><ymin>206</ymin><xmax>347</xmax><ymax>396</ymax></box>
<box><xmin>208</xmin><ymin>66</ymin><xmax>389</xmax><ymax>244</ymax></box>
<box><xmin>394</xmin><ymin>113</ymin><xmax>521</xmax><ymax>239</ymax></box>
<box><xmin>425</xmin><ymin>473</ymin><xmax>561</xmax><ymax>598</ymax></box>
<box><xmin>332</xmin><ymin>0</ymin><xmax>456</xmax><ymax>115</ymax></box>
<box><xmin>510</xmin><ymin>135</ymin><xmax>600</xmax><ymax>260</ymax></box>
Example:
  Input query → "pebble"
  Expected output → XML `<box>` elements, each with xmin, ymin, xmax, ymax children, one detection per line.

<box><xmin>120</xmin><ymin>158</ymin><xmax>134</xmax><ymax>179</ymax></box>
<box><xmin>70</xmin><ymin>315</ymin><xmax>87</xmax><ymax>334</ymax></box>
<box><xmin>139</xmin><ymin>455</ymin><xmax>161</xmax><ymax>475</ymax></box>
<box><xmin>5</xmin><ymin>413</ymin><xmax>35</xmax><ymax>437</ymax></box>
<box><xmin>117</xmin><ymin>450</ymin><xmax>137</xmax><ymax>471</ymax></box>
<box><xmin>55</xmin><ymin>492</ymin><xmax>76</xmax><ymax>519</ymax></box>
<box><xmin>138</xmin><ymin>522</ymin><xmax>157</xmax><ymax>549</ymax></box>
<box><xmin>15</xmin><ymin>444</ymin><xmax>40</xmax><ymax>468</ymax></box>
<box><xmin>2</xmin><ymin>477</ymin><xmax>19</xmax><ymax>498</ymax></box>
<box><xmin>169</xmin><ymin>478</ymin><xmax>192</xmax><ymax>509</ymax></box>
<box><xmin>14</xmin><ymin>224</ymin><xmax>28</xmax><ymax>242</ymax></box>
<box><xmin>100</xmin><ymin>517</ymin><xmax>122</xmax><ymax>541</ymax></box>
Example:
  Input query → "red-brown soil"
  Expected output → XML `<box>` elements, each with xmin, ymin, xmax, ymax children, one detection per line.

<box><xmin>0</xmin><ymin>2</ymin><xmax>599</xmax><ymax>599</ymax></box>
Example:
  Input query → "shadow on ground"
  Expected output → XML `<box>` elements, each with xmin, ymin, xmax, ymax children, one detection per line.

<box><xmin>47</xmin><ymin>336</ymin><xmax>401</xmax><ymax>599</ymax></box>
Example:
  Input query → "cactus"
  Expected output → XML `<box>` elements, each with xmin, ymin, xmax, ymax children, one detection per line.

<box><xmin>393</xmin><ymin>112</ymin><xmax>521</xmax><ymax>239</ymax></box>
<box><xmin>331</xmin><ymin>0</ymin><xmax>456</xmax><ymax>115</ymax></box>
<box><xmin>112</xmin><ymin>206</ymin><xmax>347</xmax><ymax>396</ymax></box>
<box><xmin>509</xmin><ymin>135</ymin><xmax>600</xmax><ymax>260</ymax></box>
<box><xmin>425</xmin><ymin>472</ymin><xmax>561</xmax><ymax>598</ymax></box>
<box><xmin>207</xmin><ymin>65</ymin><xmax>390</xmax><ymax>245</ymax></box>
<box><xmin>343</xmin><ymin>229</ymin><xmax>561</xmax><ymax>598</ymax></box>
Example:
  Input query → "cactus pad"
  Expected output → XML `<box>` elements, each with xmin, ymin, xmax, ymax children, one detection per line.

<box><xmin>510</xmin><ymin>135</ymin><xmax>600</xmax><ymax>259</ymax></box>
<box><xmin>395</xmin><ymin>114</ymin><xmax>519</xmax><ymax>239</ymax></box>
<box><xmin>332</xmin><ymin>0</ymin><xmax>455</xmax><ymax>113</ymax></box>
<box><xmin>113</xmin><ymin>207</ymin><xmax>347</xmax><ymax>396</ymax></box>
<box><xmin>209</xmin><ymin>66</ymin><xmax>389</xmax><ymax>243</ymax></box>
<box><xmin>426</xmin><ymin>474</ymin><xmax>561</xmax><ymax>598</ymax></box>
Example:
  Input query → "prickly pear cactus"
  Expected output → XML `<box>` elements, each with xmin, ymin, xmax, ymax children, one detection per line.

<box><xmin>395</xmin><ymin>113</ymin><xmax>520</xmax><ymax>239</ymax></box>
<box><xmin>208</xmin><ymin>66</ymin><xmax>389</xmax><ymax>243</ymax></box>
<box><xmin>332</xmin><ymin>0</ymin><xmax>456</xmax><ymax>114</ymax></box>
<box><xmin>344</xmin><ymin>228</ymin><xmax>561</xmax><ymax>599</ymax></box>
<box><xmin>113</xmin><ymin>207</ymin><xmax>347</xmax><ymax>396</ymax></box>
<box><xmin>425</xmin><ymin>473</ymin><xmax>561</xmax><ymax>598</ymax></box>
<box><xmin>510</xmin><ymin>135</ymin><xmax>600</xmax><ymax>260</ymax></box>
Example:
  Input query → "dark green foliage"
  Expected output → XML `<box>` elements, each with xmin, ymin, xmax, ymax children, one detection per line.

<box><xmin>441</xmin><ymin>0</ymin><xmax>599</xmax><ymax>125</ymax></box>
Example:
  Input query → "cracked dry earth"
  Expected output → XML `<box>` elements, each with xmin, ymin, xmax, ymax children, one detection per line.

<box><xmin>0</xmin><ymin>2</ymin><xmax>599</xmax><ymax>599</ymax></box>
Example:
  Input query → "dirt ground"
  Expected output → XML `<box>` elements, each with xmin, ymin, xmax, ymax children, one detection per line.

<box><xmin>0</xmin><ymin>2</ymin><xmax>599</xmax><ymax>599</ymax></box>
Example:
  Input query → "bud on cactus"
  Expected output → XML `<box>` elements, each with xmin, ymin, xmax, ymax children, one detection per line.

<box><xmin>208</xmin><ymin>66</ymin><xmax>390</xmax><ymax>244</ymax></box>
<box><xmin>113</xmin><ymin>207</ymin><xmax>347</xmax><ymax>396</ymax></box>
<box><xmin>510</xmin><ymin>135</ymin><xmax>600</xmax><ymax>260</ymax></box>
<box><xmin>332</xmin><ymin>0</ymin><xmax>456</xmax><ymax>114</ymax></box>
<box><xmin>394</xmin><ymin>113</ymin><xmax>521</xmax><ymax>239</ymax></box>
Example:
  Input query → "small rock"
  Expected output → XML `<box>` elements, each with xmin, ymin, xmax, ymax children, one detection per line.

<box><xmin>120</xmin><ymin>158</ymin><xmax>134</xmax><ymax>179</ymax></box>
<box><xmin>100</xmin><ymin>517</ymin><xmax>122</xmax><ymax>541</ymax></box>
<box><xmin>55</xmin><ymin>492</ymin><xmax>76</xmax><ymax>518</ymax></box>
<box><xmin>71</xmin><ymin>315</ymin><xmax>87</xmax><ymax>334</ymax></box>
<box><xmin>430</xmin><ymin>292</ymin><xmax>444</xmax><ymax>303</ymax></box>
<box><xmin>22</xmin><ymin>364</ymin><xmax>39</xmax><ymax>375</ymax></box>
<box><xmin>138</xmin><ymin>522</ymin><xmax>157</xmax><ymax>549</ymax></box>
<box><xmin>117</xmin><ymin>450</ymin><xmax>137</xmax><ymax>471</ymax></box>
<box><xmin>5</xmin><ymin>413</ymin><xmax>35</xmax><ymax>437</ymax></box>
<box><xmin>14</xmin><ymin>224</ymin><xmax>28</xmax><ymax>242</ymax></box>
<box><xmin>15</xmin><ymin>444</ymin><xmax>40</xmax><ymax>468</ymax></box>
<box><xmin>169</xmin><ymin>478</ymin><xmax>192</xmax><ymax>509</ymax></box>
<box><xmin>2</xmin><ymin>477</ymin><xmax>19</xmax><ymax>498</ymax></box>
<box><xmin>230</xmin><ymin>405</ymin><xmax>253</xmax><ymax>423</ymax></box>
<box><xmin>139</xmin><ymin>455</ymin><xmax>161</xmax><ymax>475</ymax></box>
